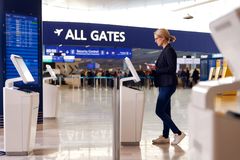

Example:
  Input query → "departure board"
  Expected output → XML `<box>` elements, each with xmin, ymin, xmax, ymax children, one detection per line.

<box><xmin>5</xmin><ymin>13</ymin><xmax>39</xmax><ymax>85</ymax></box>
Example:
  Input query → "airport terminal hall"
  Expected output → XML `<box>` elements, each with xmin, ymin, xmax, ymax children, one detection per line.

<box><xmin>1</xmin><ymin>0</ymin><xmax>240</xmax><ymax>160</ymax></box>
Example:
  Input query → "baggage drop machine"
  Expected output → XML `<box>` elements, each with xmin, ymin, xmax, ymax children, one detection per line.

<box><xmin>4</xmin><ymin>54</ymin><xmax>39</xmax><ymax>156</ymax></box>
<box><xmin>43</xmin><ymin>65</ymin><xmax>59</xmax><ymax>118</ymax></box>
<box><xmin>120</xmin><ymin>57</ymin><xmax>145</xmax><ymax>145</ymax></box>
<box><xmin>189</xmin><ymin>7</ymin><xmax>240</xmax><ymax>160</ymax></box>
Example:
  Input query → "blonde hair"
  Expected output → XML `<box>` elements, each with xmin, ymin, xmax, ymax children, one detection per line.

<box><xmin>154</xmin><ymin>28</ymin><xmax>176</xmax><ymax>42</ymax></box>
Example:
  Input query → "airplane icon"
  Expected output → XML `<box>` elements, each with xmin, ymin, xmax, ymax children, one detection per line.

<box><xmin>54</xmin><ymin>29</ymin><xmax>63</xmax><ymax>36</ymax></box>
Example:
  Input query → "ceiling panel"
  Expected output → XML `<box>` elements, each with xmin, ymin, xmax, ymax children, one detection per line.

<box><xmin>43</xmin><ymin>0</ymin><xmax>194</xmax><ymax>10</ymax></box>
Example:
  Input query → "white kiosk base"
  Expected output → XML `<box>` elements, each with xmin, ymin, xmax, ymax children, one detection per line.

<box><xmin>4</xmin><ymin>88</ymin><xmax>39</xmax><ymax>156</ymax></box>
<box><xmin>120</xmin><ymin>86</ymin><xmax>144</xmax><ymax>145</ymax></box>
<box><xmin>43</xmin><ymin>83</ymin><xmax>59</xmax><ymax>118</ymax></box>
<box><xmin>189</xmin><ymin>105</ymin><xmax>240</xmax><ymax>160</ymax></box>
<box><xmin>189</xmin><ymin>78</ymin><xmax>240</xmax><ymax>160</ymax></box>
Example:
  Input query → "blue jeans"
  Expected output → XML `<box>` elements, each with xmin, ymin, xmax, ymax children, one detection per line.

<box><xmin>155</xmin><ymin>86</ymin><xmax>181</xmax><ymax>138</ymax></box>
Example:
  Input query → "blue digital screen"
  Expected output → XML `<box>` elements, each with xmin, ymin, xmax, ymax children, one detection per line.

<box><xmin>52</xmin><ymin>56</ymin><xmax>64</xmax><ymax>62</ymax></box>
<box><xmin>43</xmin><ymin>55</ymin><xmax>75</xmax><ymax>63</ymax></box>
<box><xmin>5</xmin><ymin>13</ymin><xmax>38</xmax><ymax>85</ymax></box>
<box><xmin>87</xmin><ymin>63</ymin><xmax>95</xmax><ymax>69</ymax></box>
<box><xmin>44</xmin><ymin>45</ymin><xmax>132</xmax><ymax>59</ymax></box>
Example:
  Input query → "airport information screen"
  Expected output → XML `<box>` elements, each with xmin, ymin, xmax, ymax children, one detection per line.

<box><xmin>5</xmin><ymin>13</ymin><xmax>38</xmax><ymax>84</ymax></box>
<box><xmin>44</xmin><ymin>45</ymin><xmax>132</xmax><ymax>60</ymax></box>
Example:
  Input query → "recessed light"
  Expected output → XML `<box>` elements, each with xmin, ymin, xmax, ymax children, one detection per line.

<box><xmin>183</xmin><ymin>14</ymin><xmax>194</xmax><ymax>19</ymax></box>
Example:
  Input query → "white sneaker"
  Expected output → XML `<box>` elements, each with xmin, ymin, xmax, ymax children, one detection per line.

<box><xmin>152</xmin><ymin>135</ymin><xmax>170</xmax><ymax>144</ymax></box>
<box><xmin>171</xmin><ymin>132</ymin><xmax>186</xmax><ymax>145</ymax></box>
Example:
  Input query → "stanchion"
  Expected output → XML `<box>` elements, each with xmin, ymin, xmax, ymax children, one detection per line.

<box><xmin>94</xmin><ymin>77</ymin><xmax>96</xmax><ymax>89</ymax></box>
<box><xmin>147</xmin><ymin>77</ymin><xmax>150</xmax><ymax>89</ymax></box>
<box><xmin>71</xmin><ymin>75</ymin><xmax>74</xmax><ymax>89</ymax></box>
<box><xmin>112</xmin><ymin>78</ymin><xmax>120</xmax><ymax>160</ymax></box>
<box><xmin>105</xmin><ymin>78</ymin><xmax>108</xmax><ymax>90</ymax></box>
<box><xmin>83</xmin><ymin>77</ymin><xmax>86</xmax><ymax>91</ymax></box>
<box><xmin>99</xmin><ymin>78</ymin><xmax>102</xmax><ymax>90</ymax></box>
<box><xmin>78</xmin><ymin>76</ymin><xmax>80</xmax><ymax>89</ymax></box>
<box><xmin>79</xmin><ymin>76</ymin><xmax>82</xmax><ymax>89</ymax></box>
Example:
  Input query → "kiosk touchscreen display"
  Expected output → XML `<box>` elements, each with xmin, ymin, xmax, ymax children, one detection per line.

<box><xmin>209</xmin><ymin>8</ymin><xmax>240</xmax><ymax>80</ymax></box>
<box><xmin>11</xmin><ymin>55</ymin><xmax>34</xmax><ymax>83</ymax></box>
<box><xmin>124</xmin><ymin>57</ymin><xmax>140</xmax><ymax>83</ymax></box>
<box><xmin>46</xmin><ymin>65</ymin><xmax>57</xmax><ymax>80</ymax></box>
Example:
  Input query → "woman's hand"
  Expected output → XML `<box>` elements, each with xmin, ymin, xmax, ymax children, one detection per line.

<box><xmin>145</xmin><ymin>63</ymin><xmax>156</xmax><ymax>70</ymax></box>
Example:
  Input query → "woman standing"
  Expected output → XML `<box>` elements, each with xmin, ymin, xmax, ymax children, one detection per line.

<box><xmin>147</xmin><ymin>28</ymin><xmax>185</xmax><ymax>145</ymax></box>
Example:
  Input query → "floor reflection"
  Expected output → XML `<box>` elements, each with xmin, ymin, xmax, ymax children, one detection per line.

<box><xmin>153</xmin><ymin>144</ymin><xmax>186</xmax><ymax>160</ymax></box>
<box><xmin>0</xmin><ymin>87</ymin><xmax>192</xmax><ymax>160</ymax></box>
<box><xmin>121</xmin><ymin>146</ymin><xmax>142</xmax><ymax>160</ymax></box>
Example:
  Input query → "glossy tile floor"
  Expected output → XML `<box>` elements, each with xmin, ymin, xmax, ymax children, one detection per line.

<box><xmin>0</xmin><ymin>85</ymin><xmax>238</xmax><ymax>160</ymax></box>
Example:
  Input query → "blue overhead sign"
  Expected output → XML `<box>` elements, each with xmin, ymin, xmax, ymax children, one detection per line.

<box><xmin>43</xmin><ymin>21</ymin><xmax>219</xmax><ymax>53</ymax></box>
<box><xmin>43</xmin><ymin>22</ymin><xmax>133</xmax><ymax>48</ymax></box>
<box><xmin>44</xmin><ymin>46</ymin><xmax>132</xmax><ymax>59</ymax></box>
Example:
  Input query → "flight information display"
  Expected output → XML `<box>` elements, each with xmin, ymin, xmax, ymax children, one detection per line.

<box><xmin>5</xmin><ymin>13</ymin><xmax>39</xmax><ymax>85</ymax></box>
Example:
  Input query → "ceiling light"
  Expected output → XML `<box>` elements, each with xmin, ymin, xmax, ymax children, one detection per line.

<box><xmin>183</xmin><ymin>14</ymin><xmax>193</xmax><ymax>19</ymax></box>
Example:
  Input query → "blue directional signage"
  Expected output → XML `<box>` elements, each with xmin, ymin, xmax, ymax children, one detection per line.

<box><xmin>5</xmin><ymin>13</ymin><xmax>39</xmax><ymax>84</ymax></box>
<box><xmin>44</xmin><ymin>45</ymin><xmax>132</xmax><ymax>59</ymax></box>
<box><xmin>43</xmin><ymin>21</ymin><xmax>219</xmax><ymax>53</ymax></box>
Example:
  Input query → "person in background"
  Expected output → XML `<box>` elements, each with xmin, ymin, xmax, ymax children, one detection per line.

<box><xmin>180</xmin><ymin>68</ymin><xmax>187</xmax><ymax>88</ymax></box>
<box><xmin>191</xmin><ymin>68</ymin><xmax>200</xmax><ymax>85</ymax></box>
<box><xmin>185</xmin><ymin>68</ymin><xmax>190</xmax><ymax>88</ymax></box>
<box><xmin>147</xmin><ymin>28</ymin><xmax>185</xmax><ymax>145</ymax></box>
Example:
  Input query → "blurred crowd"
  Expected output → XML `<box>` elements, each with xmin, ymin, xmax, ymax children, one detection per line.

<box><xmin>177</xmin><ymin>68</ymin><xmax>200</xmax><ymax>88</ymax></box>
<box><xmin>51</xmin><ymin>67</ymin><xmax>200</xmax><ymax>89</ymax></box>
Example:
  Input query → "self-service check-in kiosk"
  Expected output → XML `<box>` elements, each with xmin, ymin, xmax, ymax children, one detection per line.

<box><xmin>189</xmin><ymin>7</ymin><xmax>240</xmax><ymax>160</ymax></box>
<box><xmin>4</xmin><ymin>54</ymin><xmax>39</xmax><ymax>156</ymax></box>
<box><xmin>43</xmin><ymin>65</ymin><xmax>59</xmax><ymax>118</ymax></box>
<box><xmin>120</xmin><ymin>57</ymin><xmax>145</xmax><ymax>145</ymax></box>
